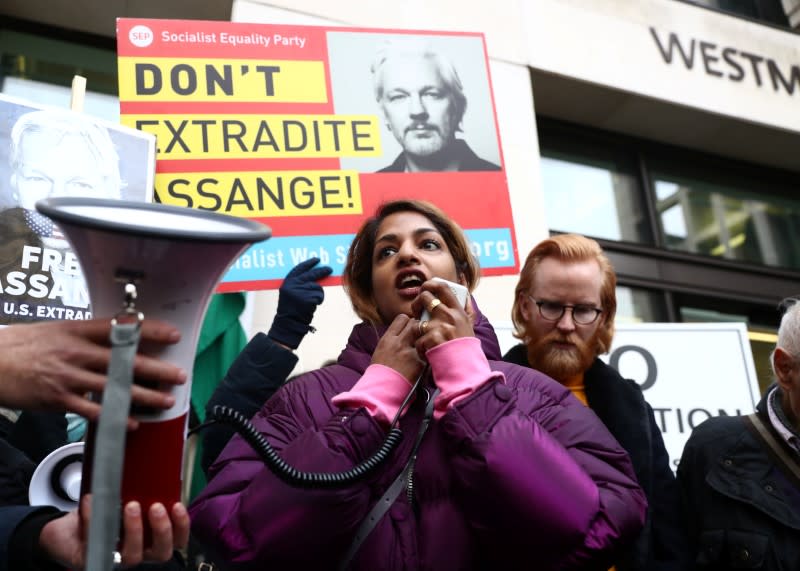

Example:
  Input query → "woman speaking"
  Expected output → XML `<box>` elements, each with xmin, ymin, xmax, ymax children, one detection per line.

<box><xmin>190</xmin><ymin>200</ymin><xmax>646</xmax><ymax>570</ymax></box>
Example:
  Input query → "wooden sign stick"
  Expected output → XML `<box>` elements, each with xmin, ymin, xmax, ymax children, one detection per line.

<box><xmin>70</xmin><ymin>75</ymin><xmax>87</xmax><ymax>112</ymax></box>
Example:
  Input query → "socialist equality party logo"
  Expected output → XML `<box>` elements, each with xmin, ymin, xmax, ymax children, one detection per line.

<box><xmin>129</xmin><ymin>25</ymin><xmax>154</xmax><ymax>48</ymax></box>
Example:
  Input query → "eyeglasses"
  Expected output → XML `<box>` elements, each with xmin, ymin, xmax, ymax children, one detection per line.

<box><xmin>529</xmin><ymin>297</ymin><xmax>603</xmax><ymax>325</ymax></box>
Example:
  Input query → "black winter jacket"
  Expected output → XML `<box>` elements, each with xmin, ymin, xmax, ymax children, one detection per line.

<box><xmin>677</xmin><ymin>391</ymin><xmax>800</xmax><ymax>570</ymax></box>
<box><xmin>200</xmin><ymin>332</ymin><xmax>297</xmax><ymax>474</ymax></box>
<box><xmin>0</xmin><ymin>411</ymin><xmax>66</xmax><ymax>507</ymax></box>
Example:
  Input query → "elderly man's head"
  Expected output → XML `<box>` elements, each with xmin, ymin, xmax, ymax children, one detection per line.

<box><xmin>371</xmin><ymin>42</ymin><xmax>466</xmax><ymax>162</ymax></box>
<box><xmin>771</xmin><ymin>299</ymin><xmax>800</xmax><ymax>425</ymax></box>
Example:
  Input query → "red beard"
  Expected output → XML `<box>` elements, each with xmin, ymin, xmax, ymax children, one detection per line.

<box><xmin>526</xmin><ymin>330</ymin><xmax>598</xmax><ymax>382</ymax></box>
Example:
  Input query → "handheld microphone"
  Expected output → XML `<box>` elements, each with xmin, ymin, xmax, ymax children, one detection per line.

<box><xmin>420</xmin><ymin>277</ymin><xmax>469</xmax><ymax>321</ymax></box>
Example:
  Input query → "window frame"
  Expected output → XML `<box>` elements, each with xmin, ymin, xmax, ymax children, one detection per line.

<box><xmin>538</xmin><ymin>117</ymin><xmax>800</xmax><ymax>319</ymax></box>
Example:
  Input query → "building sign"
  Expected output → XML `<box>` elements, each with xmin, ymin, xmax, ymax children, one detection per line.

<box><xmin>526</xmin><ymin>0</ymin><xmax>800</xmax><ymax>134</ymax></box>
<box><xmin>649</xmin><ymin>27</ymin><xmax>800</xmax><ymax>97</ymax></box>
<box><xmin>116</xmin><ymin>18</ymin><xmax>516</xmax><ymax>292</ymax></box>
<box><xmin>494</xmin><ymin>321</ymin><xmax>761</xmax><ymax>471</ymax></box>
<box><xmin>0</xmin><ymin>94</ymin><xmax>155</xmax><ymax>325</ymax></box>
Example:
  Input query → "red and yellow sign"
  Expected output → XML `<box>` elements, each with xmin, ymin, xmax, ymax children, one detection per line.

<box><xmin>117</xmin><ymin>18</ymin><xmax>516</xmax><ymax>291</ymax></box>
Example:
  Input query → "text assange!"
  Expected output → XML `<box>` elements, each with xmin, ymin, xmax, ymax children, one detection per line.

<box><xmin>157</xmin><ymin>171</ymin><xmax>359</xmax><ymax>216</ymax></box>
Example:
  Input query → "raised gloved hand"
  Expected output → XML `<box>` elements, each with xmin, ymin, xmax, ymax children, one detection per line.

<box><xmin>267</xmin><ymin>257</ymin><xmax>333</xmax><ymax>350</ymax></box>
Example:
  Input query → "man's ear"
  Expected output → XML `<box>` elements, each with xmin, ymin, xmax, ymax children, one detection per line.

<box><xmin>773</xmin><ymin>347</ymin><xmax>794</xmax><ymax>389</ymax></box>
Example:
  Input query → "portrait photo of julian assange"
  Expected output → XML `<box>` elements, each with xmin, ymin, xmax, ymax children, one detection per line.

<box><xmin>327</xmin><ymin>32</ymin><xmax>503</xmax><ymax>174</ymax></box>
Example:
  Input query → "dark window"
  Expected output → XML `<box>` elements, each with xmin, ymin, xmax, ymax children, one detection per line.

<box><xmin>682</xmin><ymin>0</ymin><xmax>791</xmax><ymax>27</ymax></box>
<box><xmin>0</xmin><ymin>19</ymin><xmax>118</xmax><ymax>120</ymax></box>
<box><xmin>650</xmin><ymin>159</ymin><xmax>800</xmax><ymax>268</ymax></box>
<box><xmin>538</xmin><ymin>118</ymin><xmax>800</xmax><ymax>271</ymax></box>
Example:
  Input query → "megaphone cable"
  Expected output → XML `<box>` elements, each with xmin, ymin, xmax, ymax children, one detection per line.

<box><xmin>205</xmin><ymin>406</ymin><xmax>403</xmax><ymax>488</ymax></box>
<box><xmin>196</xmin><ymin>367</ymin><xmax>431</xmax><ymax>489</ymax></box>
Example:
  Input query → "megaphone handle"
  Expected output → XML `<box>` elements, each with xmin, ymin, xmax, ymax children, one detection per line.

<box><xmin>84</xmin><ymin>319</ymin><xmax>141</xmax><ymax>571</ymax></box>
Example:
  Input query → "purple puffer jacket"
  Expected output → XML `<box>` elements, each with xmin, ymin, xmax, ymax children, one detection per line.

<box><xmin>190</xmin><ymin>309</ymin><xmax>646</xmax><ymax>570</ymax></box>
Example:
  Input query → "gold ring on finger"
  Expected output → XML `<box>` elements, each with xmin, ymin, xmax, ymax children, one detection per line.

<box><xmin>419</xmin><ymin>320</ymin><xmax>429</xmax><ymax>335</ymax></box>
<box><xmin>427</xmin><ymin>298</ymin><xmax>442</xmax><ymax>314</ymax></box>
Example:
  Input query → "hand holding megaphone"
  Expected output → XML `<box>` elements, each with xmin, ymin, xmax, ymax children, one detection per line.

<box><xmin>33</xmin><ymin>197</ymin><xmax>269</xmax><ymax>570</ymax></box>
<box><xmin>37</xmin><ymin>494</ymin><xmax>189</xmax><ymax>570</ymax></box>
<box><xmin>0</xmin><ymin>318</ymin><xmax>186</xmax><ymax>428</ymax></box>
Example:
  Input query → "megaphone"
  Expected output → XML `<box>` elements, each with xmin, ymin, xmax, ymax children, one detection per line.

<box><xmin>29</xmin><ymin>441</ymin><xmax>84</xmax><ymax>511</ymax></box>
<box><xmin>34</xmin><ymin>197</ymin><xmax>270</xmax><ymax>522</ymax></box>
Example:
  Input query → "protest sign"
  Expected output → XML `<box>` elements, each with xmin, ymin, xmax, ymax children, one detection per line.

<box><xmin>116</xmin><ymin>19</ymin><xmax>516</xmax><ymax>291</ymax></box>
<box><xmin>0</xmin><ymin>94</ymin><xmax>155</xmax><ymax>325</ymax></box>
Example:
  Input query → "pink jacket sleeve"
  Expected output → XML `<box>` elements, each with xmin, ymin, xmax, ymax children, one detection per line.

<box><xmin>331</xmin><ymin>337</ymin><xmax>504</xmax><ymax>424</ymax></box>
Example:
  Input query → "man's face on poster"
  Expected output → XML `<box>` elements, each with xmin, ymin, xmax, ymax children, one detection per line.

<box><xmin>378</xmin><ymin>55</ymin><xmax>457</xmax><ymax>159</ymax></box>
<box><xmin>12</xmin><ymin>130</ymin><xmax>112</xmax><ymax>211</ymax></box>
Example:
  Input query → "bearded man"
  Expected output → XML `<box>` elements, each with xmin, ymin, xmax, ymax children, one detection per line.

<box><xmin>504</xmin><ymin>234</ymin><xmax>690</xmax><ymax>571</ymax></box>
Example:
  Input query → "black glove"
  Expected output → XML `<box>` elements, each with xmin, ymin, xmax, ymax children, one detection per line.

<box><xmin>267</xmin><ymin>257</ymin><xmax>332</xmax><ymax>349</ymax></box>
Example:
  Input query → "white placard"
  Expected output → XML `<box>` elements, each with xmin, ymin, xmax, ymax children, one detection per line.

<box><xmin>0</xmin><ymin>94</ymin><xmax>156</xmax><ymax>325</ymax></box>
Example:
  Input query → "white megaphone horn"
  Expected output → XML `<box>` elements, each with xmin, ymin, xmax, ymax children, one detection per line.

<box><xmin>34</xmin><ymin>197</ymin><xmax>270</xmax><ymax>568</ymax></box>
<box><xmin>29</xmin><ymin>441</ymin><xmax>84</xmax><ymax>511</ymax></box>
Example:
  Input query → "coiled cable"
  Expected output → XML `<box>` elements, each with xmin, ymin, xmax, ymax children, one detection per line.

<box><xmin>204</xmin><ymin>405</ymin><xmax>403</xmax><ymax>488</ymax></box>
<box><xmin>194</xmin><ymin>367</ymin><xmax>428</xmax><ymax>489</ymax></box>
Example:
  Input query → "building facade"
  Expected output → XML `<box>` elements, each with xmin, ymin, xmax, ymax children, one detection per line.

<box><xmin>2</xmin><ymin>0</ymin><xmax>799</xmax><ymax>389</ymax></box>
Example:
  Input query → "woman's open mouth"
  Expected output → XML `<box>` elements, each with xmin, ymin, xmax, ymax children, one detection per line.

<box><xmin>395</xmin><ymin>270</ymin><xmax>427</xmax><ymax>297</ymax></box>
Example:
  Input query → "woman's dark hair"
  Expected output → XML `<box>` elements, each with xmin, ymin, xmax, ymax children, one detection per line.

<box><xmin>343</xmin><ymin>199</ymin><xmax>479</xmax><ymax>324</ymax></box>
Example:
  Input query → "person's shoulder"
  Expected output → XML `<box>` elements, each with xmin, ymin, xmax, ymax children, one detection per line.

<box><xmin>492</xmin><ymin>361</ymin><xmax>631</xmax><ymax>454</ymax></box>
<box><xmin>273</xmin><ymin>364</ymin><xmax>358</xmax><ymax>407</ymax></box>
<box><xmin>249</xmin><ymin>364</ymin><xmax>357</xmax><ymax>431</ymax></box>
<box><xmin>686</xmin><ymin>413</ymin><xmax>747</xmax><ymax>447</ymax></box>
<box><xmin>492</xmin><ymin>360</ymin><xmax>573</xmax><ymax>410</ymax></box>
<box><xmin>454</xmin><ymin>140</ymin><xmax>501</xmax><ymax>172</ymax></box>
<box><xmin>284</xmin><ymin>364</ymin><xmax>354</xmax><ymax>394</ymax></box>
<box><xmin>586</xmin><ymin>359</ymin><xmax>644</xmax><ymax>396</ymax></box>
<box><xmin>502</xmin><ymin>343</ymin><xmax>528</xmax><ymax>366</ymax></box>
<box><xmin>465</xmin><ymin>156</ymin><xmax>501</xmax><ymax>172</ymax></box>
<box><xmin>376</xmin><ymin>152</ymin><xmax>405</xmax><ymax>173</ymax></box>
<box><xmin>679</xmin><ymin>414</ymin><xmax>752</xmax><ymax>480</ymax></box>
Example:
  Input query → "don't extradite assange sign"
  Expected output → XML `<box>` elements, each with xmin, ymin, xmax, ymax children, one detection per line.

<box><xmin>116</xmin><ymin>18</ymin><xmax>516</xmax><ymax>292</ymax></box>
